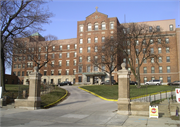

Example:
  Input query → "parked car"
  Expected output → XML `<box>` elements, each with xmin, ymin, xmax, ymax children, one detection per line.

<box><xmin>130</xmin><ymin>81</ymin><xmax>137</xmax><ymax>85</ymax></box>
<box><xmin>145</xmin><ymin>80</ymin><xmax>162</xmax><ymax>85</ymax></box>
<box><xmin>101</xmin><ymin>80</ymin><xmax>117</xmax><ymax>85</ymax></box>
<box><xmin>167</xmin><ymin>81</ymin><xmax>180</xmax><ymax>85</ymax></box>
<box><xmin>58</xmin><ymin>81</ymin><xmax>72</xmax><ymax>86</ymax></box>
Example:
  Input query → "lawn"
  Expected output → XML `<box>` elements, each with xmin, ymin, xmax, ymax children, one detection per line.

<box><xmin>80</xmin><ymin>85</ymin><xmax>178</xmax><ymax>100</ymax></box>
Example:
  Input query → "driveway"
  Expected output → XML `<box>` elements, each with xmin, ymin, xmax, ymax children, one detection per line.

<box><xmin>0</xmin><ymin>86</ymin><xmax>128</xmax><ymax>127</ymax></box>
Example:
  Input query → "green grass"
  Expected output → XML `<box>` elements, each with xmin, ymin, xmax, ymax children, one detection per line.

<box><xmin>81</xmin><ymin>85</ymin><xmax>178</xmax><ymax>99</ymax></box>
<box><xmin>40</xmin><ymin>87</ymin><xmax>66</xmax><ymax>108</ymax></box>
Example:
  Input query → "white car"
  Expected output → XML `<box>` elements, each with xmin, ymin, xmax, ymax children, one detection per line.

<box><xmin>145</xmin><ymin>80</ymin><xmax>162</xmax><ymax>85</ymax></box>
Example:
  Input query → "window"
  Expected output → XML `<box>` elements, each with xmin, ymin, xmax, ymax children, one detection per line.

<box><xmin>39</xmin><ymin>48</ymin><xmax>41</xmax><ymax>52</ymax></box>
<box><xmin>94</xmin><ymin>66</ymin><xmax>98</xmax><ymax>71</ymax></box>
<box><xmin>74</xmin><ymin>52</ymin><xmax>77</xmax><ymax>57</ymax></box>
<box><xmin>156</xmin><ymin>26</ymin><xmax>160</xmax><ymax>32</ymax></box>
<box><xmin>159</xmin><ymin>66</ymin><xmax>163</xmax><ymax>73</ymax></box>
<box><xmin>20</xmin><ymin>71</ymin><xmax>24</xmax><ymax>77</ymax></box>
<box><xmin>123</xmin><ymin>58</ymin><xmax>126</xmax><ymax>63</ymax></box>
<box><xmin>142</xmin><ymin>40</ymin><xmax>146</xmax><ymax>45</ymax></box>
<box><xmin>143</xmin><ymin>67</ymin><xmax>147</xmax><ymax>73</ymax></box>
<box><xmin>166</xmin><ymin>56</ymin><xmax>170</xmax><ymax>62</ymax></box>
<box><xmin>79</xmin><ymin>47</ymin><xmax>83</xmax><ymax>53</ymax></box>
<box><xmin>44</xmin><ymin>79</ymin><xmax>46</xmax><ymax>83</ymax></box>
<box><xmin>143</xmin><ymin>48</ymin><xmax>146</xmax><ymax>54</ymax></box>
<box><xmin>167</xmin><ymin>66</ymin><xmax>171</xmax><ymax>73</ymax></box>
<box><xmin>87</xmin><ymin>47</ymin><xmax>91</xmax><ymax>52</ymax></box>
<box><xmin>73</xmin><ymin>70</ymin><xmax>76</xmax><ymax>75</ymax></box>
<box><xmin>151</xmin><ymin>77</ymin><xmax>155</xmax><ymax>80</ymax></box>
<box><xmin>95</xmin><ymin>46</ymin><xmax>98</xmax><ymax>52</ymax></box>
<box><xmin>78</xmin><ymin>77</ymin><xmax>82</xmax><ymax>82</ymax></box>
<box><xmin>102</xmin><ymin>36</ymin><xmax>105</xmax><ymax>42</ymax></box>
<box><xmin>79</xmin><ymin>66</ymin><xmax>82</xmax><ymax>73</ymax></box>
<box><xmin>151</xmin><ymin>58</ymin><xmax>154</xmax><ymax>63</ymax></box>
<box><xmin>94</xmin><ymin>56</ymin><xmax>98</xmax><ymax>63</ymax></box>
<box><xmin>167</xmin><ymin>76</ymin><xmax>171</xmax><ymax>82</ymax></box>
<box><xmin>80</xmin><ymin>25</ymin><xmax>83</xmax><ymax>32</ymax></box>
<box><xmin>38</xmin><ymin>55</ymin><xmax>41</xmax><ymax>60</ymax></box>
<box><xmin>159</xmin><ymin>77</ymin><xmax>163</xmax><ymax>82</ymax></box>
<box><xmin>136</xmin><ymin>58</ymin><xmax>138</xmax><ymax>64</ymax></box>
<box><xmin>32</xmin><ymin>48</ymin><xmax>34</xmax><ymax>52</ymax></box>
<box><xmin>66</xmin><ymin>61</ymin><xmax>69</xmax><ymax>66</ymax></box>
<box><xmin>165</xmin><ymin>38</ymin><xmax>169</xmax><ymax>44</ymax></box>
<box><xmin>67</xmin><ymin>52</ymin><xmax>69</xmax><ymax>58</ymax></box>
<box><xmin>143</xmin><ymin>58</ymin><xmax>147</xmax><ymax>63</ymax></box>
<box><xmin>18</xmin><ymin>64</ymin><xmax>21</xmax><ymax>68</ymax></box>
<box><xmin>22</xmin><ymin>64</ymin><xmax>25</xmax><ymax>68</ymax></box>
<box><xmin>94</xmin><ymin>23</ymin><xmax>98</xmax><ymax>30</ymax></box>
<box><xmin>150</xmin><ymin>48</ymin><xmax>154</xmax><ymax>54</ymax></box>
<box><xmin>150</xmin><ymin>39</ymin><xmax>153</xmax><ymax>44</ymax></box>
<box><xmin>102</xmin><ymin>22</ymin><xmax>106</xmax><ymax>30</ymax></box>
<box><xmin>59</xmin><ymin>61</ymin><xmax>62</xmax><ymax>67</ymax></box>
<box><xmin>144</xmin><ymin>77</ymin><xmax>147</xmax><ymax>83</ymax></box>
<box><xmin>13</xmin><ymin>72</ymin><xmax>16</xmax><ymax>76</ymax></box>
<box><xmin>51</xmin><ymin>70</ymin><xmax>54</xmax><ymax>75</ymax></box>
<box><xmin>45</xmin><ymin>47</ymin><xmax>48</xmax><ymax>51</ymax></box>
<box><xmin>159</xmin><ymin>57</ymin><xmax>162</xmax><ymax>63</ymax></box>
<box><xmin>110</xmin><ymin>23</ymin><xmax>114</xmax><ymax>29</ymax></box>
<box><xmin>52</xmin><ymin>46</ymin><xmax>55</xmax><ymax>51</ymax></box>
<box><xmin>51</xmin><ymin>61</ymin><xmax>54</xmax><ymax>67</ymax></box>
<box><xmin>45</xmin><ymin>54</ymin><xmax>47</xmax><ymax>59</ymax></box>
<box><xmin>60</xmin><ymin>45</ymin><xmax>62</xmax><ymax>50</ymax></box>
<box><xmin>87</xmin><ymin>66</ymin><xmax>91</xmax><ymax>72</ymax></box>
<box><xmin>18</xmin><ymin>71</ymin><xmax>20</xmax><ymax>76</ymax></box>
<box><xmin>166</xmin><ymin>47</ymin><xmax>170</xmax><ymax>53</ymax></box>
<box><xmin>58</xmin><ymin>70</ymin><xmax>61</xmax><ymax>75</ymax></box>
<box><xmin>101</xmin><ymin>65</ymin><xmax>105</xmax><ymax>72</ymax></box>
<box><xmin>52</xmin><ymin>53</ymin><xmax>54</xmax><ymax>59</ymax></box>
<box><xmin>44</xmin><ymin>71</ymin><xmax>47</xmax><ymax>75</ymax></box>
<box><xmin>74</xmin><ymin>44</ymin><xmax>77</xmax><ymax>49</ymax></box>
<box><xmin>158</xmin><ymin>39</ymin><xmax>161</xmax><ymax>44</ymax></box>
<box><xmin>136</xmin><ymin>49</ymin><xmax>139</xmax><ymax>54</ymax></box>
<box><xmin>88</xmin><ymin>38</ymin><xmax>91</xmax><ymax>43</ymax></box>
<box><xmin>169</xmin><ymin>24</ymin><xmax>173</xmax><ymax>31</ymax></box>
<box><xmin>45</xmin><ymin>63</ymin><xmax>47</xmax><ymax>67</ymax></box>
<box><xmin>74</xmin><ymin>60</ymin><xmax>76</xmax><ymax>66</ymax></box>
<box><xmin>151</xmin><ymin>67</ymin><xmax>155</xmax><ymax>73</ymax></box>
<box><xmin>136</xmin><ymin>40</ymin><xmax>139</xmax><ymax>45</ymax></box>
<box><xmin>94</xmin><ymin>37</ymin><xmax>98</xmax><ymax>43</ymax></box>
<box><xmin>67</xmin><ymin>45</ymin><xmax>70</xmax><ymax>50</ymax></box>
<box><xmin>127</xmin><ymin>49</ymin><xmax>130</xmax><ymax>55</ymax></box>
<box><xmin>158</xmin><ymin>48</ymin><xmax>161</xmax><ymax>53</ymax></box>
<box><xmin>51</xmin><ymin>79</ymin><xmax>53</xmax><ymax>84</ymax></box>
<box><xmin>66</xmin><ymin>70</ymin><xmax>69</xmax><ymax>75</ymax></box>
<box><xmin>59</xmin><ymin>53</ymin><xmax>62</xmax><ymax>58</ymax></box>
<box><xmin>58</xmin><ymin>79</ymin><xmax>61</xmax><ymax>83</ymax></box>
<box><xmin>88</xmin><ymin>23</ymin><xmax>92</xmax><ymax>31</ymax></box>
<box><xmin>87</xmin><ymin>56</ymin><xmax>91</xmax><ymax>62</ymax></box>
<box><xmin>87</xmin><ymin>76</ymin><xmax>90</xmax><ymax>82</ymax></box>
<box><xmin>14</xmin><ymin>64</ymin><xmax>17</xmax><ymax>68</ymax></box>
<box><xmin>149</xmin><ymin>26</ymin><xmax>152</xmax><ymax>32</ymax></box>
<box><xmin>79</xmin><ymin>56</ymin><xmax>82</xmax><ymax>62</ymax></box>
<box><xmin>79</xmin><ymin>39</ymin><xmax>83</xmax><ymax>44</ymax></box>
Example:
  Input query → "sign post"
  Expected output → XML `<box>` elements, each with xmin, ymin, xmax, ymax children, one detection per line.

<box><xmin>175</xmin><ymin>88</ymin><xmax>180</xmax><ymax>103</ymax></box>
<box><xmin>149</xmin><ymin>106</ymin><xmax>158</xmax><ymax>118</ymax></box>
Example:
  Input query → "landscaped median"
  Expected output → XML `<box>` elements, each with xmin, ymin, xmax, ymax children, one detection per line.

<box><xmin>79</xmin><ymin>85</ymin><xmax>176</xmax><ymax>101</ymax></box>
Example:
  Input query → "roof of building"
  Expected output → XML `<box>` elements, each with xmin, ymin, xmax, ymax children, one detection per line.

<box><xmin>31</xmin><ymin>32</ymin><xmax>43</xmax><ymax>37</ymax></box>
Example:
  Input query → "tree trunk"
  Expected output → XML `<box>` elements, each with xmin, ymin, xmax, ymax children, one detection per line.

<box><xmin>137</xmin><ymin>66</ymin><xmax>141</xmax><ymax>88</ymax></box>
<box><xmin>109</xmin><ymin>72</ymin><xmax>112</xmax><ymax>85</ymax></box>
<box><xmin>1</xmin><ymin>48</ymin><xmax>6</xmax><ymax>92</ymax></box>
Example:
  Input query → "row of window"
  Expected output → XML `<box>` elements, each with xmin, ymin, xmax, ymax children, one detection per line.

<box><xmin>142</xmin><ymin>66</ymin><xmax>171</xmax><ymax>73</ymax></box>
<box><xmin>79</xmin><ymin>22</ymin><xmax>114</xmax><ymax>32</ymax></box>
<box><xmin>143</xmin><ymin>76</ymin><xmax>172</xmax><ymax>83</ymax></box>
<box><xmin>79</xmin><ymin>36</ymin><xmax>106</xmax><ymax>44</ymax></box>
<box><xmin>43</xmin><ymin>78</ymin><xmax>72</xmax><ymax>84</ymax></box>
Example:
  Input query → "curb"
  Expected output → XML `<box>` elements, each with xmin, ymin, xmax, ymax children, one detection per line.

<box><xmin>78</xmin><ymin>87</ymin><xmax>172</xmax><ymax>102</ymax></box>
<box><xmin>43</xmin><ymin>88</ymin><xmax>68</xmax><ymax>108</ymax></box>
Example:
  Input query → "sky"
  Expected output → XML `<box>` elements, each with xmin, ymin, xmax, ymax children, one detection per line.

<box><xmin>6</xmin><ymin>0</ymin><xmax>180</xmax><ymax>74</ymax></box>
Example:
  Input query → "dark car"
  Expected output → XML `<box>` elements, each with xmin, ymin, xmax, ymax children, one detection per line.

<box><xmin>167</xmin><ymin>81</ymin><xmax>180</xmax><ymax>86</ymax></box>
<box><xmin>58</xmin><ymin>81</ymin><xmax>72</xmax><ymax>86</ymax></box>
<box><xmin>130</xmin><ymin>81</ymin><xmax>137</xmax><ymax>85</ymax></box>
<box><xmin>101</xmin><ymin>80</ymin><xmax>117</xmax><ymax>85</ymax></box>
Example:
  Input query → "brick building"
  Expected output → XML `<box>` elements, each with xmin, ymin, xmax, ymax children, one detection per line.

<box><xmin>11</xmin><ymin>9</ymin><xmax>180</xmax><ymax>85</ymax></box>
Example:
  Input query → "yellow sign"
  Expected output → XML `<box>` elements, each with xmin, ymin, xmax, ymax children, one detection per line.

<box><xmin>149</xmin><ymin>106</ymin><xmax>158</xmax><ymax>118</ymax></box>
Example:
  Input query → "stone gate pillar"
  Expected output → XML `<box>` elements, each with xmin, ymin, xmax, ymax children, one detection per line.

<box><xmin>117</xmin><ymin>63</ymin><xmax>131</xmax><ymax>115</ymax></box>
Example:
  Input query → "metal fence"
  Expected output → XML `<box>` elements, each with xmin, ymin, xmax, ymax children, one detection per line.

<box><xmin>130</xmin><ymin>85</ymin><xmax>180</xmax><ymax>103</ymax></box>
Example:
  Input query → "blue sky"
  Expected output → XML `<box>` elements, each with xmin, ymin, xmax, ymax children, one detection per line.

<box><xmin>6</xmin><ymin>0</ymin><xmax>180</xmax><ymax>74</ymax></box>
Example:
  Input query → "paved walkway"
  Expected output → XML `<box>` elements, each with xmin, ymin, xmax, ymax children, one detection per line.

<box><xmin>1</xmin><ymin>86</ymin><xmax>180</xmax><ymax>127</ymax></box>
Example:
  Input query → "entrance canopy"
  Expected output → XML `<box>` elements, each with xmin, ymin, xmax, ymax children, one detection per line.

<box><xmin>83</xmin><ymin>72</ymin><xmax>106</xmax><ymax>76</ymax></box>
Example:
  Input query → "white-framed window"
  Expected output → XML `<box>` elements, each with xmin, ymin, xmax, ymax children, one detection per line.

<box><xmin>95</xmin><ymin>37</ymin><xmax>98</xmax><ymax>43</ymax></box>
<box><xmin>79</xmin><ymin>66</ymin><xmax>82</xmax><ymax>73</ymax></box>
<box><xmin>67</xmin><ymin>52</ymin><xmax>70</xmax><ymax>58</ymax></box>
<box><xmin>73</xmin><ymin>69</ymin><xmax>76</xmax><ymax>75</ymax></box>
<box><xmin>58</xmin><ymin>78</ymin><xmax>61</xmax><ymax>83</ymax></box>
<box><xmin>66</xmin><ymin>61</ymin><xmax>69</xmax><ymax>66</ymax></box>
<box><xmin>66</xmin><ymin>70</ymin><xmax>69</xmax><ymax>75</ymax></box>
<box><xmin>102</xmin><ymin>55</ymin><xmax>105</xmax><ymax>62</ymax></box>
<box><xmin>87</xmin><ymin>47</ymin><xmax>91</xmax><ymax>52</ymax></box>
<box><xmin>79</xmin><ymin>56</ymin><xmax>82</xmax><ymax>62</ymax></box>
<box><xmin>94</xmin><ymin>23</ymin><xmax>98</xmax><ymax>30</ymax></box>
<box><xmin>101</xmin><ymin>65</ymin><xmax>105</xmax><ymax>72</ymax></box>
<box><xmin>166</xmin><ymin>47</ymin><xmax>170</xmax><ymax>53</ymax></box>
<box><xmin>158</xmin><ymin>47</ymin><xmax>161</xmax><ymax>53</ymax></box>
<box><xmin>149</xmin><ymin>26</ymin><xmax>152</xmax><ymax>32</ymax></box>
<box><xmin>143</xmin><ymin>67</ymin><xmax>147</xmax><ymax>73</ymax></box>
<box><xmin>87</xmin><ymin>66</ymin><xmax>91</xmax><ymax>72</ymax></box>
<box><xmin>166</xmin><ymin>56</ymin><xmax>170</xmax><ymax>62</ymax></box>
<box><xmin>136</xmin><ymin>49</ymin><xmax>139</xmax><ymax>54</ymax></box>
<box><xmin>165</xmin><ymin>38</ymin><xmax>169</xmax><ymax>44</ymax></box>
<box><xmin>102</xmin><ymin>22</ymin><xmax>106</xmax><ymax>30</ymax></box>
<box><xmin>22</xmin><ymin>64</ymin><xmax>25</xmax><ymax>68</ymax></box>
<box><xmin>52</xmin><ymin>46</ymin><xmax>55</xmax><ymax>51</ymax></box>
<box><xmin>52</xmin><ymin>53</ymin><xmax>54</xmax><ymax>59</ymax></box>
<box><xmin>159</xmin><ymin>77</ymin><xmax>163</xmax><ymax>82</ymax></box>
<box><xmin>44</xmin><ymin>70</ymin><xmax>47</xmax><ymax>75</ymax></box>
<box><xmin>150</xmin><ymin>39</ymin><xmax>153</xmax><ymax>44</ymax></box>
<box><xmin>158</xmin><ymin>38</ymin><xmax>161</xmax><ymax>44</ymax></box>
<box><xmin>87</xmin><ymin>56</ymin><xmax>91</xmax><ymax>62</ymax></box>
<box><xmin>18</xmin><ymin>64</ymin><xmax>21</xmax><ymax>68</ymax></box>
<box><xmin>60</xmin><ymin>45</ymin><xmax>62</xmax><ymax>50</ymax></box>
<box><xmin>123</xmin><ymin>58</ymin><xmax>126</xmax><ymax>63</ymax></box>
<box><xmin>51</xmin><ymin>70</ymin><xmax>54</xmax><ymax>75</ymax></box>
<box><xmin>51</xmin><ymin>61</ymin><xmax>54</xmax><ymax>67</ymax></box>
<box><xmin>58</xmin><ymin>70</ymin><xmax>61</xmax><ymax>75</ymax></box>
<box><xmin>102</xmin><ymin>36</ymin><xmax>105</xmax><ymax>42</ymax></box>
<box><xmin>88</xmin><ymin>38</ymin><xmax>91</xmax><ymax>43</ymax></box>
<box><xmin>159</xmin><ymin>66</ymin><xmax>163</xmax><ymax>73</ymax></box>
<box><xmin>45</xmin><ymin>47</ymin><xmax>48</xmax><ymax>51</ymax></box>
<box><xmin>144</xmin><ymin>77</ymin><xmax>147</xmax><ymax>83</ymax></box>
<box><xmin>59</xmin><ymin>61</ymin><xmax>62</xmax><ymax>67</ymax></box>
<box><xmin>159</xmin><ymin>57</ymin><xmax>162</xmax><ymax>63</ymax></box>
<box><xmin>45</xmin><ymin>63</ymin><xmax>47</xmax><ymax>67</ymax></box>
<box><xmin>39</xmin><ymin>47</ymin><xmax>41</xmax><ymax>52</ymax></box>
<box><xmin>151</xmin><ymin>58</ymin><xmax>154</xmax><ymax>63</ymax></box>
<box><xmin>74</xmin><ymin>44</ymin><xmax>77</xmax><ymax>49</ymax></box>
<box><xmin>80</xmin><ymin>25</ymin><xmax>83</xmax><ymax>32</ymax></box>
<box><xmin>136</xmin><ymin>40</ymin><xmax>139</xmax><ymax>45</ymax></box>
<box><xmin>151</xmin><ymin>77</ymin><xmax>155</xmax><ymax>80</ymax></box>
<box><xmin>95</xmin><ymin>46</ymin><xmax>98</xmax><ymax>52</ymax></box>
<box><xmin>74</xmin><ymin>52</ymin><xmax>77</xmax><ymax>57</ymax></box>
<box><xmin>59</xmin><ymin>53</ymin><xmax>62</xmax><ymax>58</ymax></box>
<box><xmin>94</xmin><ymin>56</ymin><xmax>98</xmax><ymax>63</ymax></box>
<box><xmin>67</xmin><ymin>45</ymin><xmax>70</xmax><ymax>50</ymax></box>
<box><xmin>88</xmin><ymin>23</ymin><xmax>92</xmax><ymax>31</ymax></box>
<box><xmin>143</xmin><ymin>58</ymin><xmax>147</xmax><ymax>63</ymax></box>
<box><xmin>127</xmin><ymin>49</ymin><xmax>130</xmax><ymax>55</ymax></box>
<box><xmin>110</xmin><ymin>23</ymin><xmax>114</xmax><ymax>29</ymax></box>
<box><xmin>167</xmin><ymin>66</ymin><xmax>171</xmax><ymax>73</ymax></box>
<box><xmin>73</xmin><ymin>60</ymin><xmax>76</xmax><ymax>66</ymax></box>
<box><xmin>169</xmin><ymin>24</ymin><xmax>173</xmax><ymax>31</ymax></box>
<box><xmin>167</xmin><ymin>76</ymin><xmax>171</xmax><ymax>82</ymax></box>
<box><xmin>79</xmin><ymin>39</ymin><xmax>83</xmax><ymax>44</ymax></box>
<box><xmin>79</xmin><ymin>47</ymin><xmax>83</xmax><ymax>53</ymax></box>
<box><xmin>156</xmin><ymin>26</ymin><xmax>160</xmax><ymax>32</ymax></box>
<box><xmin>94</xmin><ymin>66</ymin><xmax>98</xmax><ymax>71</ymax></box>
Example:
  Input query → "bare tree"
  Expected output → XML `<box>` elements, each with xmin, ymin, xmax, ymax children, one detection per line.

<box><xmin>90</xmin><ymin>37</ymin><xmax>122</xmax><ymax>85</ymax></box>
<box><xmin>116</xmin><ymin>23</ymin><xmax>167</xmax><ymax>87</ymax></box>
<box><xmin>1</xmin><ymin>0</ymin><xmax>53</xmax><ymax>91</ymax></box>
